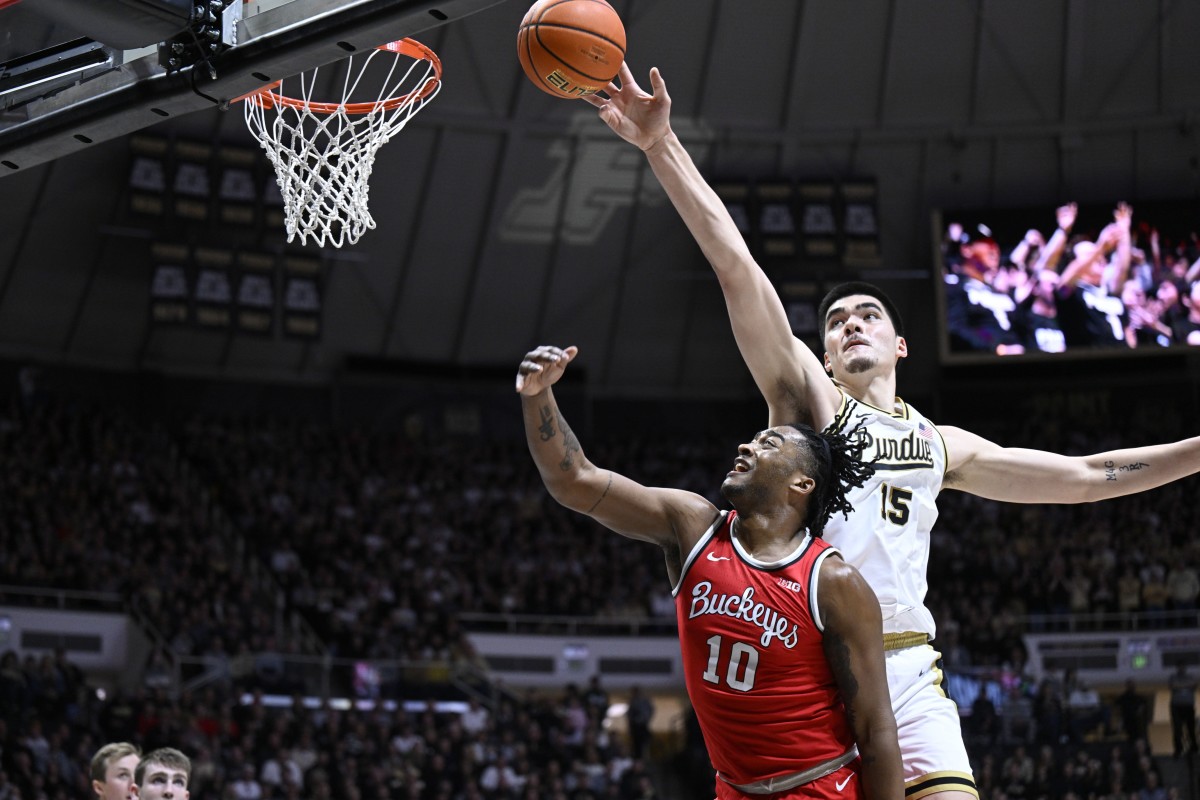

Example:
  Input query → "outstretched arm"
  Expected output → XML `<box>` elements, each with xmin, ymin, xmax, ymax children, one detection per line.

<box><xmin>1187</xmin><ymin>253</ymin><xmax>1200</xmax><ymax>285</ymax></box>
<box><xmin>941</xmin><ymin>425</ymin><xmax>1200</xmax><ymax>504</ymax></box>
<box><xmin>585</xmin><ymin>65</ymin><xmax>841</xmax><ymax>430</ymax></box>
<box><xmin>517</xmin><ymin>346</ymin><xmax>718</xmax><ymax>573</ymax></box>
<box><xmin>1059</xmin><ymin>229</ymin><xmax>1116</xmax><ymax>290</ymax></box>
<box><xmin>1102</xmin><ymin>203</ymin><xmax>1134</xmax><ymax>295</ymax></box>
<box><xmin>1031</xmin><ymin>202</ymin><xmax>1077</xmax><ymax>275</ymax></box>
<box><xmin>819</xmin><ymin>556</ymin><xmax>903</xmax><ymax>800</ymax></box>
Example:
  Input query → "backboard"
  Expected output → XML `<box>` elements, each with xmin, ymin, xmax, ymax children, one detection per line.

<box><xmin>0</xmin><ymin>0</ymin><xmax>507</xmax><ymax>173</ymax></box>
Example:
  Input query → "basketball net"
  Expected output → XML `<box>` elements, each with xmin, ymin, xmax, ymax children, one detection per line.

<box><xmin>242</xmin><ymin>39</ymin><xmax>442</xmax><ymax>248</ymax></box>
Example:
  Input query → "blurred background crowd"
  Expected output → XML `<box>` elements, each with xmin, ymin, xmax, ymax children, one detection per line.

<box><xmin>942</xmin><ymin>201</ymin><xmax>1200</xmax><ymax>355</ymax></box>
<box><xmin>1</xmin><ymin>371</ymin><xmax>1198</xmax><ymax>800</ymax></box>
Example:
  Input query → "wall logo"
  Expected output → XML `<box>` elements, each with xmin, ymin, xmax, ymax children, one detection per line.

<box><xmin>501</xmin><ymin>111</ymin><xmax>713</xmax><ymax>245</ymax></box>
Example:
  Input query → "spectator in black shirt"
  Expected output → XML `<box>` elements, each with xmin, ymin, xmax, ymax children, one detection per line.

<box><xmin>1055</xmin><ymin>203</ymin><xmax>1133</xmax><ymax>348</ymax></box>
<box><xmin>944</xmin><ymin>225</ymin><xmax>1025</xmax><ymax>354</ymax></box>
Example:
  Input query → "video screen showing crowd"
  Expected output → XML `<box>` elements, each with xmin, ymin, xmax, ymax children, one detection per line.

<box><xmin>939</xmin><ymin>200</ymin><xmax>1200</xmax><ymax>358</ymax></box>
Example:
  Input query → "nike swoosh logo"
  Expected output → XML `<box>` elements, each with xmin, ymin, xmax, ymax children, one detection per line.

<box><xmin>835</xmin><ymin>775</ymin><xmax>852</xmax><ymax>792</ymax></box>
<box><xmin>706</xmin><ymin>552</ymin><xmax>730</xmax><ymax>562</ymax></box>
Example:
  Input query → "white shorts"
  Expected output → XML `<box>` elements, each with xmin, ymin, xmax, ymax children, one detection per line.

<box><xmin>886</xmin><ymin>643</ymin><xmax>978</xmax><ymax>799</ymax></box>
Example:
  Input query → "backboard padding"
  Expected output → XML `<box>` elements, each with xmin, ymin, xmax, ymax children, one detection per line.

<box><xmin>0</xmin><ymin>0</ymin><xmax>508</xmax><ymax>173</ymax></box>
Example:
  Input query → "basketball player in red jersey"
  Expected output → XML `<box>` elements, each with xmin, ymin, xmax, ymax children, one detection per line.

<box><xmin>517</xmin><ymin>345</ymin><xmax>903</xmax><ymax>800</ymax></box>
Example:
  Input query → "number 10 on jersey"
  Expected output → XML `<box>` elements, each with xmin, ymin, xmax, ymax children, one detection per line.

<box><xmin>702</xmin><ymin>634</ymin><xmax>760</xmax><ymax>691</ymax></box>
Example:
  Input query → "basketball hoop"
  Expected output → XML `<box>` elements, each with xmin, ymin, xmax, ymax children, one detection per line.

<box><xmin>241</xmin><ymin>38</ymin><xmax>442</xmax><ymax>248</ymax></box>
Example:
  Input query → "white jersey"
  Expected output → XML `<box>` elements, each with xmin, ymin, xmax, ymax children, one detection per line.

<box><xmin>823</xmin><ymin>388</ymin><xmax>947</xmax><ymax>638</ymax></box>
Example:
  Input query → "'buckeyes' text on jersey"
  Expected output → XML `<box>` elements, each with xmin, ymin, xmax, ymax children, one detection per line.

<box><xmin>672</xmin><ymin>510</ymin><xmax>855</xmax><ymax>787</ymax></box>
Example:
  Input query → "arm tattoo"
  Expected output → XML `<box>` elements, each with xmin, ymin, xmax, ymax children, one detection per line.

<box><xmin>557</xmin><ymin>410</ymin><xmax>582</xmax><ymax>472</ymax></box>
<box><xmin>824</xmin><ymin>626</ymin><xmax>859</xmax><ymax>730</ymax></box>
<box><xmin>1104</xmin><ymin>460</ymin><xmax>1151</xmax><ymax>481</ymax></box>
<box><xmin>537</xmin><ymin>405</ymin><xmax>556</xmax><ymax>442</ymax></box>
<box><xmin>586</xmin><ymin>472</ymin><xmax>613</xmax><ymax>513</ymax></box>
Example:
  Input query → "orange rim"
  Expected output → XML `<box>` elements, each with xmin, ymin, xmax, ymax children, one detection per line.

<box><xmin>238</xmin><ymin>38</ymin><xmax>441</xmax><ymax>114</ymax></box>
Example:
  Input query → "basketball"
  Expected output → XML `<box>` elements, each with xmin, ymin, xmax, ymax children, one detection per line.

<box><xmin>517</xmin><ymin>0</ymin><xmax>626</xmax><ymax>99</ymax></box>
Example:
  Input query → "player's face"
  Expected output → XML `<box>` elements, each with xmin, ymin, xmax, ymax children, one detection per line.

<box><xmin>822</xmin><ymin>294</ymin><xmax>907</xmax><ymax>379</ymax></box>
<box><xmin>720</xmin><ymin>427</ymin><xmax>808</xmax><ymax>508</ymax></box>
<box><xmin>94</xmin><ymin>753</ymin><xmax>139</xmax><ymax>800</ymax></box>
<box><xmin>964</xmin><ymin>239</ymin><xmax>1001</xmax><ymax>272</ymax></box>
<box><xmin>1072</xmin><ymin>242</ymin><xmax>1105</xmax><ymax>286</ymax></box>
<box><xmin>1033</xmin><ymin>270</ymin><xmax>1057</xmax><ymax>302</ymax></box>
<box><xmin>1157</xmin><ymin>281</ymin><xmax>1178</xmax><ymax>307</ymax></box>
<box><xmin>1121</xmin><ymin>281</ymin><xmax>1145</xmax><ymax>309</ymax></box>
<box><xmin>132</xmin><ymin>764</ymin><xmax>189</xmax><ymax>800</ymax></box>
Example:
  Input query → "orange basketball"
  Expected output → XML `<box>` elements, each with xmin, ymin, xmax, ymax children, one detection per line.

<box><xmin>517</xmin><ymin>0</ymin><xmax>626</xmax><ymax>99</ymax></box>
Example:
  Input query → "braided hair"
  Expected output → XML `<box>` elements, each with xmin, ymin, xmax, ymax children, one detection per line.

<box><xmin>785</xmin><ymin>422</ymin><xmax>875</xmax><ymax>538</ymax></box>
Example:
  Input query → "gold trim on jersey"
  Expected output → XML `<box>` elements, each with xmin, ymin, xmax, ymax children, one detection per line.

<box><xmin>829</xmin><ymin>382</ymin><xmax>911</xmax><ymax>419</ymax></box>
<box><xmin>904</xmin><ymin>771</ymin><xmax>979</xmax><ymax>799</ymax></box>
<box><xmin>826</xmin><ymin>392</ymin><xmax>855</xmax><ymax>436</ymax></box>
<box><xmin>929</xmin><ymin>654</ymin><xmax>949</xmax><ymax>700</ymax></box>
<box><xmin>883</xmin><ymin>631</ymin><xmax>929</xmax><ymax>651</ymax></box>
<box><xmin>827</xmin><ymin>389</ymin><xmax>943</xmax><ymax>473</ymax></box>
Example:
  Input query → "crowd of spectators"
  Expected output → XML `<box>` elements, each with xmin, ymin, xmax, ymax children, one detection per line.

<box><xmin>174</xmin><ymin>415</ymin><xmax>720</xmax><ymax>662</ymax></box>
<box><xmin>1</xmin><ymin>377</ymin><xmax>1199</xmax><ymax>798</ymax></box>
<box><xmin>942</xmin><ymin>201</ymin><xmax>1200</xmax><ymax>355</ymax></box>
<box><xmin>0</xmin><ymin>655</ymin><xmax>661</xmax><ymax>800</ymax></box>
<box><xmin>0</xmin><ymin>395</ymin><xmax>308</xmax><ymax>664</ymax></box>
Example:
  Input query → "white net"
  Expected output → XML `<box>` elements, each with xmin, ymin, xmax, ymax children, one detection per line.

<box><xmin>243</xmin><ymin>41</ymin><xmax>441</xmax><ymax>248</ymax></box>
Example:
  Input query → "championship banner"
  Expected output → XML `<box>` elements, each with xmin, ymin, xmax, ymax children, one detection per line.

<box><xmin>753</xmin><ymin>180</ymin><xmax>798</xmax><ymax>259</ymax></box>
<box><xmin>841</xmin><ymin>179</ymin><xmax>882</xmax><ymax>268</ymax></box>
<box><xmin>193</xmin><ymin>247</ymin><xmax>234</xmax><ymax>329</ymax></box>
<box><xmin>281</xmin><ymin>254</ymin><xmax>322</xmax><ymax>340</ymax></box>
<box><xmin>172</xmin><ymin>141</ymin><xmax>212</xmax><ymax>222</ymax></box>
<box><xmin>263</xmin><ymin>172</ymin><xmax>287</xmax><ymax>233</ymax></box>
<box><xmin>129</xmin><ymin>135</ymin><xmax>169</xmax><ymax>218</ymax></box>
<box><xmin>779</xmin><ymin>281</ymin><xmax>820</xmax><ymax>336</ymax></box>
<box><xmin>235</xmin><ymin>251</ymin><xmax>276</xmax><ymax>335</ymax></box>
<box><xmin>797</xmin><ymin>180</ymin><xmax>839</xmax><ymax>260</ymax></box>
<box><xmin>217</xmin><ymin>145</ymin><xmax>260</xmax><ymax>228</ymax></box>
<box><xmin>148</xmin><ymin>242</ymin><xmax>190</xmax><ymax>325</ymax></box>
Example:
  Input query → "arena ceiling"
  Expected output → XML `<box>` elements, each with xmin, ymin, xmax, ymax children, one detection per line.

<box><xmin>2</xmin><ymin>0</ymin><xmax>1199</xmax><ymax>401</ymax></box>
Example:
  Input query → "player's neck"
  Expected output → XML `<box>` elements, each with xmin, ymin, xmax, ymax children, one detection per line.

<box><xmin>836</xmin><ymin>370</ymin><xmax>898</xmax><ymax>413</ymax></box>
<box><xmin>731</xmin><ymin>512</ymin><xmax>805</xmax><ymax>562</ymax></box>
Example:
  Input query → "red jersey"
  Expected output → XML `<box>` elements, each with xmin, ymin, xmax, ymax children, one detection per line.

<box><xmin>673</xmin><ymin>510</ymin><xmax>856</xmax><ymax>791</ymax></box>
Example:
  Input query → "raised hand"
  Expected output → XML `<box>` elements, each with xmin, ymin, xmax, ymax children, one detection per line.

<box><xmin>583</xmin><ymin>63</ymin><xmax>671</xmax><ymax>152</ymax></box>
<box><xmin>1114</xmin><ymin>202</ymin><xmax>1133</xmax><ymax>232</ymax></box>
<box><xmin>1056</xmin><ymin>202</ymin><xmax>1078</xmax><ymax>231</ymax></box>
<box><xmin>515</xmin><ymin>345</ymin><xmax>578</xmax><ymax>396</ymax></box>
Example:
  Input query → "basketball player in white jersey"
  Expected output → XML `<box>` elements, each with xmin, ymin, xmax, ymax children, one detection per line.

<box><xmin>587</xmin><ymin>63</ymin><xmax>1200</xmax><ymax>800</ymax></box>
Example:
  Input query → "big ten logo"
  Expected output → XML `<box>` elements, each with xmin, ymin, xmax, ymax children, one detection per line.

<box><xmin>501</xmin><ymin>112</ymin><xmax>714</xmax><ymax>245</ymax></box>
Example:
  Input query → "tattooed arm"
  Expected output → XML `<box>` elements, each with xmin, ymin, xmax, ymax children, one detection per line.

<box><xmin>941</xmin><ymin>425</ymin><xmax>1200</xmax><ymax>503</ymax></box>
<box><xmin>819</xmin><ymin>556</ymin><xmax>903</xmax><ymax>800</ymax></box>
<box><xmin>517</xmin><ymin>346</ymin><xmax>718</xmax><ymax>573</ymax></box>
